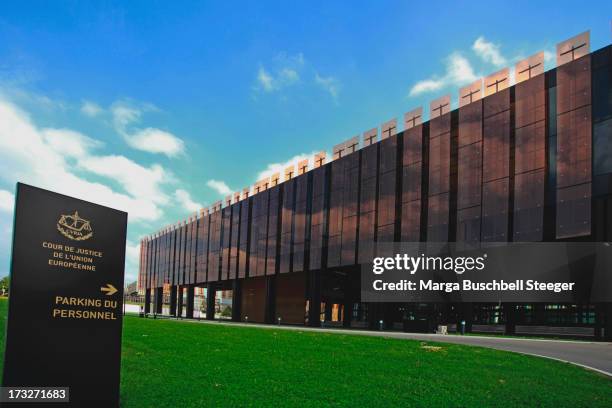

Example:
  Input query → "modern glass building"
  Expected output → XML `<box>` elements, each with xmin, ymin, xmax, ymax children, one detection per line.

<box><xmin>138</xmin><ymin>31</ymin><xmax>612</xmax><ymax>339</ymax></box>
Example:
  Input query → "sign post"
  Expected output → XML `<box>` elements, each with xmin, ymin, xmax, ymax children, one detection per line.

<box><xmin>2</xmin><ymin>183</ymin><xmax>127</xmax><ymax>407</ymax></box>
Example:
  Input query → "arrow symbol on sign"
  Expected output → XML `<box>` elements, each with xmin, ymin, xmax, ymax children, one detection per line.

<box><xmin>100</xmin><ymin>283</ymin><xmax>118</xmax><ymax>296</ymax></box>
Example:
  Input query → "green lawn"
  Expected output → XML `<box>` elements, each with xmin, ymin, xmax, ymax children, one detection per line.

<box><xmin>1</xmin><ymin>299</ymin><xmax>611</xmax><ymax>407</ymax></box>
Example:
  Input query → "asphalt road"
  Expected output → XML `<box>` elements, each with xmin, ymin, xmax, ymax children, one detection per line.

<box><xmin>184</xmin><ymin>319</ymin><xmax>612</xmax><ymax>376</ymax></box>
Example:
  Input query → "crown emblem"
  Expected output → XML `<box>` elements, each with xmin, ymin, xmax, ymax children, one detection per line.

<box><xmin>57</xmin><ymin>211</ymin><xmax>93</xmax><ymax>241</ymax></box>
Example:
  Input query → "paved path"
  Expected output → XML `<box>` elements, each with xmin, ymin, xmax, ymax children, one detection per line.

<box><xmin>169</xmin><ymin>317</ymin><xmax>612</xmax><ymax>376</ymax></box>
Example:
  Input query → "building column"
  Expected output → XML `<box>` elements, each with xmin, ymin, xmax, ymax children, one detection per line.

<box><xmin>177</xmin><ymin>287</ymin><xmax>184</xmax><ymax>317</ymax></box>
<box><xmin>206</xmin><ymin>285</ymin><xmax>216</xmax><ymax>320</ymax></box>
<box><xmin>342</xmin><ymin>298</ymin><xmax>352</xmax><ymax>328</ymax></box>
<box><xmin>231</xmin><ymin>280</ymin><xmax>242</xmax><ymax>322</ymax></box>
<box><xmin>368</xmin><ymin>303</ymin><xmax>385</xmax><ymax>330</ymax></box>
<box><xmin>264</xmin><ymin>275</ymin><xmax>276</xmax><ymax>324</ymax></box>
<box><xmin>504</xmin><ymin>303</ymin><xmax>516</xmax><ymax>335</ymax></box>
<box><xmin>154</xmin><ymin>287</ymin><xmax>163</xmax><ymax>314</ymax></box>
<box><xmin>458</xmin><ymin>303</ymin><xmax>473</xmax><ymax>333</ymax></box>
<box><xmin>169</xmin><ymin>286</ymin><xmax>177</xmax><ymax>316</ymax></box>
<box><xmin>307</xmin><ymin>270</ymin><xmax>321</xmax><ymax>327</ymax></box>
<box><xmin>186</xmin><ymin>286</ymin><xmax>195</xmax><ymax>318</ymax></box>
<box><xmin>597</xmin><ymin>303</ymin><xmax>612</xmax><ymax>341</ymax></box>
<box><xmin>144</xmin><ymin>289</ymin><xmax>151</xmax><ymax>314</ymax></box>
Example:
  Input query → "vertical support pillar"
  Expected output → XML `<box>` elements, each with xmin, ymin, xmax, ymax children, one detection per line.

<box><xmin>458</xmin><ymin>302</ymin><xmax>473</xmax><ymax>333</ymax></box>
<box><xmin>186</xmin><ymin>286</ymin><xmax>194</xmax><ymax>318</ymax></box>
<box><xmin>231</xmin><ymin>280</ymin><xmax>242</xmax><ymax>322</ymax></box>
<box><xmin>154</xmin><ymin>287</ymin><xmax>163</xmax><ymax>314</ymax></box>
<box><xmin>342</xmin><ymin>298</ymin><xmax>351</xmax><ymax>328</ymax></box>
<box><xmin>504</xmin><ymin>303</ymin><xmax>516</xmax><ymax>335</ymax></box>
<box><xmin>206</xmin><ymin>285</ymin><xmax>215</xmax><ymax>320</ymax></box>
<box><xmin>597</xmin><ymin>303</ymin><xmax>612</xmax><ymax>341</ymax></box>
<box><xmin>307</xmin><ymin>270</ymin><xmax>321</xmax><ymax>327</ymax></box>
<box><xmin>169</xmin><ymin>286</ymin><xmax>177</xmax><ymax>316</ymax></box>
<box><xmin>264</xmin><ymin>275</ymin><xmax>276</xmax><ymax>324</ymax></box>
<box><xmin>177</xmin><ymin>287</ymin><xmax>184</xmax><ymax>317</ymax></box>
<box><xmin>144</xmin><ymin>289</ymin><xmax>151</xmax><ymax>314</ymax></box>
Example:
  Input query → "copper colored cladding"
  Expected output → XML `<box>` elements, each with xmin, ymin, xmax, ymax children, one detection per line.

<box><xmin>233</xmin><ymin>192</ymin><xmax>241</xmax><ymax>202</ymax></box>
<box><xmin>381</xmin><ymin>119</ymin><xmax>397</xmax><ymax>140</ymax></box>
<box><xmin>332</xmin><ymin>142</ymin><xmax>345</xmax><ymax>160</ymax></box>
<box><xmin>344</xmin><ymin>135</ymin><xmax>360</xmax><ymax>154</ymax></box>
<box><xmin>298</xmin><ymin>159</ymin><xmax>309</xmax><ymax>175</ymax></box>
<box><xmin>404</xmin><ymin>107</ymin><xmax>423</xmax><ymax>130</ymax></box>
<box><xmin>459</xmin><ymin>79</ymin><xmax>483</xmax><ymax>108</ymax></box>
<box><xmin>515</xmin><ymin>52</ymin><xmax>545</xmax><ymax>84</ymax></box>
<box><xmin>557</xmin><ymin>31</ymin><xmax>590</xmax><ymax>66</ymax></box>
<box><xmin>242</xmin><ymin>187</ymin><xmax>250</xmax><ymax>199</ymax></box>
<box><xmin>363</xmin><ymin>128</ymin><xmax>378</xmax><ymax>147</ymax></box>
<box><xmin>484</xmin><ymin>68</ymin><xmax>509</xmax><ymax>97</ymax></box>
<box><xmin>284</xmin><ymin>165</ymin><xmax>295</xmax><ymax>180</ymax></box>
<box><xmin>430</xmin><ymin>95</ymin><xmax>450</xmax><ymax>119</ymax></box>
<box><xmin>270</xmin><ymin>172</ymin><xmax>280</xmax><ymax>186</ymax></box>
<box><xmin>314</xmin><ymin>151</ymin><xmax>326</xmax><ymax>168</ymax></box>
<box><xmin>225</xmin><ymin>195</ymin><xmax>232</xmax><ymax>207</ymax></box>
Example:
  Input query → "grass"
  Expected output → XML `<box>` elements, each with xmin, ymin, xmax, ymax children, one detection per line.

<box><xmin>1</xmin><ymin>298</ymin><xmax>611</xmax><ymax>407</ymax></box>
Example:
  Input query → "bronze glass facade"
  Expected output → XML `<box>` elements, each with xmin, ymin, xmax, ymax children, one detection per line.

<box><xmin>138</xmin><ymin>44</ymin><xmax>612</xmax><ymax>338</ymax></box>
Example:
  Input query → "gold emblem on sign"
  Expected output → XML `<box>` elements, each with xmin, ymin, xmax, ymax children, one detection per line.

<box><xmin>57</xmin><ymin>211</ymin><xmax>93</xmax><ymax>241</ymax></box>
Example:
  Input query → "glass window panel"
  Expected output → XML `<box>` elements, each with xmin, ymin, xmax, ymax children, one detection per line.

<box><xmin>401</xmin><ymin>200</ymin><xmax>421</xmax><ymax>242</ymax></box>
<box><xmin>482</xmin><ymin>178</ymin><xmax>509</xmax><ymax>242</ymax></box>
<box><xmin>428</xmin><ymin>133</ymin><xmax>451</xmax><ymax>195</ymax></box>
<box><xmin>515</xmin><ymin>121</ymin><xmax>546</xmax><ymax>174</ymax></box>
<box><xmin>515</xmin><ymin>75</ymin><xmax>546</xmax><ymax>128</ymax></box>
<box><xmin>379</xmin><ymin>136</ymin><xmax>397</xmax><ymax>174</ymax></box>
<box><xmin>377</xmin><ymin>172</ymin><xmax>396</xmax><ymax>227</ymax></box>
<box><xmin>457</xmin><ymin>206</ymin><xmax>481</xmax><ymax>244</ymax></box>
<box><xmin>513</xmin><ymin>169</ymin><xmax>544</xmax><ymax>242</ymax></box>
<box><xmin>557</xmin><ymin>55</ymin><xmax>591</xmax><ymax>115</ymax></box>
<box><xmin>458</xmin><ymin>101</ymin><xmax>483</xmax><ymax>147</ymax></box>
<box><xmin>557</xmin><ymin>106</ymin><xmax>592</xmax><ymax>188</ymax></box>
<box><xmin>594</xmin><ymin>118</ymin><xmax>612</xmax><ymax>175</ymax></box>
<box><xmin>457</xmin><ymin>142</ymin><xmax>482</xmax><ymax>209</ymax></box>
<box><xmin>402</xmin><ymin>162</ymin><xmax>421</xmax><ymax>203</ymax></box>
<box><xmin>556</xmin><ymin>182</ymin><xmax>592</xmax><ymax>238</ymax></box>
<box><xmin>358</xmin><ymin>211</ymin><xmax>376</xmax><ymax>263</ymax></box>
<box><xmin>403</xmin><ymin>126</ymin><xmax>423</xmax><ymax>165</ymax></box>
<box><xmin>483</xmin><ymin>110</ymin><xmax>510</xmax><ymax>182</ymax></box>
<box><xmin>427</xmin><ymin>193</ymin><xmax>449</xmax><ymax>242</ymax></box>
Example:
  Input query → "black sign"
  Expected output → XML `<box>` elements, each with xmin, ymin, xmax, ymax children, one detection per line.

<box><xmin>2</xmin><ymin>183</ymin><xmax>127</xmax><ymax>407</ymax></box>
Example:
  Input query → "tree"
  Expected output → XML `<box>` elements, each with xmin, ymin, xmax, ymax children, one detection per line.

<box><xmin>0</xmin><ymin>275</ymin><xmax>9</xmax><ymax>296</ymax></box>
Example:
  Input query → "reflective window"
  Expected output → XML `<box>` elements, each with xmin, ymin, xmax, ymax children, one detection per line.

<box><xmin>594</xmin><ymin>119</ymin><xmax>612</xmax><ymax>175</ymax></box>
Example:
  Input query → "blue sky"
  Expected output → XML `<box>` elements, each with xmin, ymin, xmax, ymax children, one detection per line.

<box><xmin>0</xmin><ymin>1</ymin><xmax>611</xmax><ymax>282</ymax></box>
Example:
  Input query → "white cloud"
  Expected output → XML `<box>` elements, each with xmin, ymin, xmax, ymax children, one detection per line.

<box><xmin>174</xmin><ymin>189</ymin><xmax>202</xmax><ymax>213</ymax></box>
<box><xmin>256</xmin><ymin>152</ymin><xmax>324</xmax><ymax>183</ymax></box>
<box><xmin>124</xmin><ymin>128</ymin><xmax>185</xmax><ymax>157</ymax></box>
<box><xmin>409</xmin><ymin>78</ymin><xmax>445</xmax><ymax>96</ymax></box>
<box><xmin>472</xmin><ymin>37</ymin><xmax>507</xmax><ymax>67</ymax></box>
<box><xmin>257</xmin><ymin>67</ymin><xmax>274</xmax><ymax>92</ymax></box>
<box><xmin>315</xmin><ymin>73</ymin><xmax>340</xmax><ymax>101</ymax></box>
<box><xmin>110</xmin><ymin>101</ymin><xmax>185</xmax><ymax>158</ymax></box>
<box><xmin>77</xmin><ymin>155</ymin><xmax>171</xmax><ymax>209</ymax></box>
<box><xmin>254</xmin><ymin>53</ymin><xmax>305</xmax><ymax>93</ymax></box>
<box><xmin>42</xmin><ymin>128</ymin><xmax>102</xmax><ymax>158</ymax></box>
<box><xmin>446</xmin><ymin>53</ymin><xmax>478</xmax><ymax>84</ymax></box>
<box><xmin>408</xmin><ymin>52</ymin><xmax>477</xmax><ymax>97</ymax></box>
<box><xmin>0</xmin><ymin>98</ymin><xmax>172</xmax><ymax>222</ymax></box>
<box><xmin>80</xmin><ymin>101</ymin><xmax>103</xmax><ymax>117</ymax></box>
<box><xmin>0</xmin><ymin>190</ymin><xmax>14</xmax><ymax>213</ymax></box>
<box><xmin>206</xmin><ymin>179</ymin><xmax>232</xmax><ymax>196</ymax></box>
<box><xmin>256</xmin><ymin>66</ymin><xmax>300</xmax><ymax>93</ymax></box>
